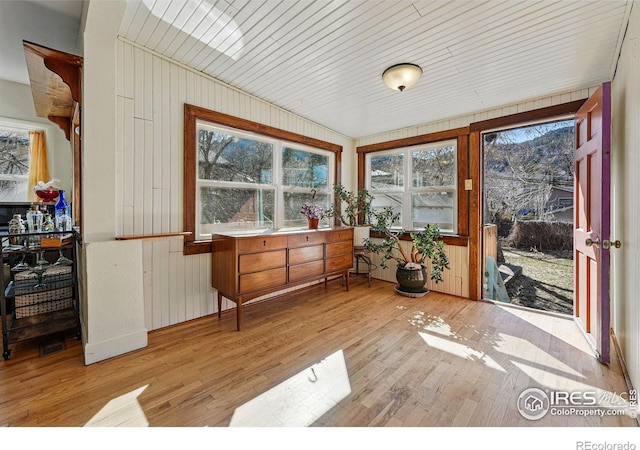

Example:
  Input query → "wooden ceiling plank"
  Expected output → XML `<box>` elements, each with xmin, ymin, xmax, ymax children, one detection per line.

<box><xmin>181</xmin><ymin>1</ymin><xmax>258</xmax><ymax>68</ymax></box>
<box><xmin>234</xmin><ymin>3</ymin><xmax>417</xmax><ymax>94</ymax></box>
<box><xmin>449</xmin><ymin>2</ymin><xmax>619</xmax><ymax>61</ymax></box>
<box><xmin>207</xmin><ymin>2</ymin><xmax>340</xmax><ymax>80</ymax></box>
<box><xmin>188</xmin><ymin>0</ymin><xmax>275</xmax><ymax>65</ymax></box>
<box><xmin>218</xmin><ymin>1</ymin><xmax>364</xmax><ymax>85</ymax></box>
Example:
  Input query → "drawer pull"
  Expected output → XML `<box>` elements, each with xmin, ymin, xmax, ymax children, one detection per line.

<box><xmin>306</xmin><ymin>236</ymin><xmax>309</xmax><ymax>242</ymax></box>
<box><xmin>263</xmin><ymin>240</ymin><xmax>266</xmax><ymax>246</ymax></box>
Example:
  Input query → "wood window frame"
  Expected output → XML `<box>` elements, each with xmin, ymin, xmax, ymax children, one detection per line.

<box><xmin>183</xmin><ymin>104</ymin><xmax>343</xmax><ymax>255</ymax></box>
<box><xmin>356</xmin><ymin>99</ymin><xmax>586</xmax><ymax>300</ymax></box>
<box><xmin>466</xmin><ymin>99</ymin><xmax>586</xmax><ymax>300</ymax></box>
<box><xmin>356</xmin><ymin>126</ymin><xmax>470</xmax><ymax>248</ymax></box>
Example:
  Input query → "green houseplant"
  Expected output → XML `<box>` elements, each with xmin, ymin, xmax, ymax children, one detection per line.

<box><xmin>325</xmin><ymin>184</ymin><xmax>374</xmax><ymax>245</ymax></box>
<box><xmin>364</xmin><ymin>207</ymin><xmax>450</xmax><ymax>293</ymax></box>
<box><xmin>325</xmin><ymin>184</ymin><xmax>374</xmax><ymax>226</ymax></box>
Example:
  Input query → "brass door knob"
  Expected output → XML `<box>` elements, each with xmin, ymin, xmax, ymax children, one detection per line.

<box><xmin>585</xmin><ymin>237</ymin><xmax>600</xmax><ymax>247</ymax></box>
<box><xmin>603</xmin><ymin>239</ymin><xmax>622</xmax><ymax>249</ymax></box>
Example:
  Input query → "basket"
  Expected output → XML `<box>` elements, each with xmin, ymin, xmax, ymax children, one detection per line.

<box><xmin>14</xmin><ymin>266</ymin><xmax>72</xmax><ymax>295</ymax></box>
<box><xmin>15</xmin><ymin>286</ymin><xmax>73</xmax><ymax>318</ymax></box>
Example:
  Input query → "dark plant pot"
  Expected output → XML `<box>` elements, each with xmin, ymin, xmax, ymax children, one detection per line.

<box><xmin>308</xmin><ymin>218</ymin><xmax>319</xmax><ymax>229</ymax></box>
<box><xmin>396</xmin><ymin>265</ymin><xmax>428</xmax><ymax>293</ymax></box>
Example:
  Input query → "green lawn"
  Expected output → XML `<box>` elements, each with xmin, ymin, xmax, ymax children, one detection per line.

<box><xmin>501</xmin><ymin>247</ymin><xmax>574</xmax><ymax>315</ymax></box>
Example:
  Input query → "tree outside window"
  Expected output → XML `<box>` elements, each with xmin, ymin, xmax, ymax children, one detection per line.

<box><xmin>367</xmin><ymin>140</ymin><xmax>458</xmax><ymax>233</ymax></box>
<box><xmin>0</xmin><ymin>129</ymin><xmax>30</xmax><ymax>201</ymax></box>
<box><xmin>482</xmin><ymin>119</ymin><xmax>574</xmax><ymax>224</ymax></box>
<box><xmin>195</xmin><ymin>122</ymin><xmax>333</xmax><ymax>237</ymax></box>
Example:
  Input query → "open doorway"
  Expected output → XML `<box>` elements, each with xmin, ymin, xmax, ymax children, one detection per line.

<box><xmin>482</xmin><ymin>119</ymin><xmax>575</xmax><ymax>315</ymax></box>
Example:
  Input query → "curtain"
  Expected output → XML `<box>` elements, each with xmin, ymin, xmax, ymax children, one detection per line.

<box><xmin>27</xmin><ymin>130</ymin><xmax>50</xmax><ymax>201</ymax></box>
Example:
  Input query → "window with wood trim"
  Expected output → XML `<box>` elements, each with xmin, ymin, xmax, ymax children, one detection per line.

<box><xmin>0</xmin><ymin>127</ymin><xmax>30</xmax><ymax>201</ymax></box>
<box><xmin>184</xmin><ymin>104</ymin><xmax>342</xmax><ymax>254</ymax></box>
<box><xmin>357</xmin><ymin>127</ymin><xmax>469</xmax><ymax>239</ymax></box>
<box><xmin>366</xmin><ymin>140</ymin><xmax>458</xmax><ymax>233</ymax></box>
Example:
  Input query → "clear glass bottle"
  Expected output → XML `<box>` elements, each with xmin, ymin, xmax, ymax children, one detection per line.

<box><xmin>26</xmin><ymin>205</ymin><xmax>43</xmax><ymax>245</ymax></box>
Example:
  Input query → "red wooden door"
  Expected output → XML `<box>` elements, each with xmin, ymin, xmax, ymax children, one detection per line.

<box><xmin>574</xmin><ymin>82</ymin><xmax>611</xmax><ymax>364</ymax></box>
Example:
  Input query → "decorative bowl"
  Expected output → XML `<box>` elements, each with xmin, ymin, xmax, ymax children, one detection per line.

<box><xmin>34</xmin><ymin>188</ymin><xmax>59</xmax><ymax>202</ymax></box>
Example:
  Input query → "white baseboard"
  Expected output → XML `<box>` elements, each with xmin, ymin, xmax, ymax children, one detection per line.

<box><xmin>83</xmin><ymin>328</ymin><xmax>148</xmax><ymax>365</ymax></box>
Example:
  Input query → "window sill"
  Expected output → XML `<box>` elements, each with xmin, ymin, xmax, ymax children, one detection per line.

<box><xmin>369</xmin><ymin>231</ymin><xmax>468</xmax><ymax>247</ymax></box>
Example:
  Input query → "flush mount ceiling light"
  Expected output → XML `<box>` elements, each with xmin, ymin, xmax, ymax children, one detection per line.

<box><xmin>382</xmin><ymin>63</ymin><xmax>423</xmax><ymax>92</ymax></box>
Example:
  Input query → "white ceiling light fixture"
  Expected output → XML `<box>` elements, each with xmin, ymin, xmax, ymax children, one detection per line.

<box><xmin>382</xmin><ymin>63</ymin><xmax>423</xmax><ymax>92</ymax></box>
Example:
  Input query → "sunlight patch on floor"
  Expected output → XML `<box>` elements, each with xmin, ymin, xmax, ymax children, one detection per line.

<box><xmin>410</xmin><ymin>312</ymin><xmax>456</xmax><ymax>337</ymax></box>
<box><xmin>229</xmin><ymin>349</ymin><xmax>351</xmax><ymax>427</ymax></box>
<box><xmin>418</xmin><ymin>331</ymin><xmax>506</xmax><ymax>373</ymax></box>
<box><xmin>84</xmin><ymin>385</ymin><xmax>149</xmax><ymax>427</ymax></box>
<box><xmin>494</xmin><ymin>333</ymin><xmax>585</xmax><ymax>379</ymax></box>
<box><xmin>494</xmin><ymin>304</ymin><xmax>590</xmax><ymax>352</ymax></box>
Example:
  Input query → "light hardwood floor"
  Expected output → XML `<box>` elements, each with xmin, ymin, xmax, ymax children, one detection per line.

<box><xmin>0</xmin><ymin>277</ymin><xmax>636</xmax><ymax>427</ymax></box>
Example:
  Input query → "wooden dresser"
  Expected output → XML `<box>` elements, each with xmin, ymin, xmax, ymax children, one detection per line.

<box><xmin>212</xmin><ymin>227</ymin><xmax>354</xmax><ymax>330</ymax></box>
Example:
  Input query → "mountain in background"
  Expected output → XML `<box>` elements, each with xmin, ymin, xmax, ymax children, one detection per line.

<box><xmin>484</xmin><ymin>125</ymin><xmax>574</xmax><ymax>184</ymax></box>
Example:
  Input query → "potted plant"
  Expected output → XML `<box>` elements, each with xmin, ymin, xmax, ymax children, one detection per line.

<box><xmin>364</xmin><ymin>207</ymin><xmax>450</xmax><ymax>293</ymax></box>
<box><xmin>300</xmin><ymin>189</ymin><xmax>324</xmax><ymax>229</ymax></box>
<box><xmin>325</xmin><ymin>184</ymin><xmax>374</xmax><ymax>245</ymax></box>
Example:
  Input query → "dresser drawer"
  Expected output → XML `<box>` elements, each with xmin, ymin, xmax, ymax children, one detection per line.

<box><xmin>239</xmin><ymin>267</ymin><xmax>286</xmax><ymax>293</ymax></box>
<box><xmin>326</xmin><ymin>253</ymin><xmax>353</xmax><ymax>272</ymax></box>
<box><xmin>238</xmin><ymin>235</ymin><xmax>287</xmax><ymax>254</ymax></box>
<box><xmin>326</xmin><ymin>228</ymin><xmax>354</xmax><ymax>243</ymax></box>
<box><xmin>289</xmin><ymin>244</ymin><xmax>324</xmax><ymax>265</ymax></box>
<box><xmin>287</xmin><ymin>232</ymin><xmax>325</xmax><ymax>248</ymax></box>
<box><xmin>326</xmin><ymin>241</ymin><xmax>352</xmax><ymax>258</ymax></box>
<box><xmin>288</xmin><ymin>260</ymin><xmax>324</xmax><ymax>282</ymax></box>
<box><xmin>239</xmin><ymin>249</ymin><xmax>286</xmax><ymax>274</ymax></box>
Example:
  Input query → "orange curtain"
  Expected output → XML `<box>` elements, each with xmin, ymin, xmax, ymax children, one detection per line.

<box><xmin>27</xmin><ymin>130</ymin><xmax>51</xmax><ymax>202</ymax></box>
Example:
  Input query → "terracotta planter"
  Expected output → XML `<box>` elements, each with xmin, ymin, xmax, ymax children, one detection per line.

<box><xmin>396</xmin><ymin>265</ymin><xmax>428</xmax><ymax>293</ymax></box>
<box><xmin>308</xmin><ymin>218</ymin><xmax>319</xmax><ymax>229</ymax></box>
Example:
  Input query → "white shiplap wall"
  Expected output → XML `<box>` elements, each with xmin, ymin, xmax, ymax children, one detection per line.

<box><xmin>355</xmin><ymin>88</ymin><xmax>596</xmax><ymax>148</ymax></box>
<box><xmin>612</xmin><ymin>3</ymin><xmax>640</xmax><ymax>399</ymax></box>
<box><xmin>115</xmin><ymin>38</ymin><xmax>354</xmax><ymax>331</ymax></box>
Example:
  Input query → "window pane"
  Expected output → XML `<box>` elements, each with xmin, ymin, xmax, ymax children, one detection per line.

<box><xmin>283</xmin><ymin>191</ymin><xmax>330</xmax><ymax>228</ymax></box>
<box><xmin>412</xmin><ymin>192</ymin><xmax>455</xmax><ymax>231</ymax></box>
<box><xmin>370</xmin><ymin>153</ymin><xmax>403</xmax><ymax>190</ymax></box>
<box><xmin>371</xmin><ymin>193</ymin><xmax>403</xmax><ymax>227</ymax></box>
<box><xmin>282</xmin><ymin>147</ymin><xmax>329</xmax><ymax>189</ymax></box>
<box><xmin>0</xmin><ymin>180</ymin><xmax>29</xmax><ymax>202</ymax></box>
<box><xmin>200</xmin><ymin>186</ymin><xmax>274</xmax><ymax>235</ymax></box>
<box><xmin>198</xmin><ymin>128</ymin><xmax>272</xmax><ymax>184</ymax></box>
<box><xmin>412</xmin><ymin>145</ymin><xmax>456</xmax><ymax>187</ymax></box>
<box><xmin>0</xmin><ymin>130</ymin><xmax>29</xmax><ymax>201</ymax></box>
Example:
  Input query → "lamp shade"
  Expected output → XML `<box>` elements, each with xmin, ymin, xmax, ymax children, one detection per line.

<box><xmin>382</xmin><ymin>63</ymin><xmax>423</xmax><ymax>92</ymax></box>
